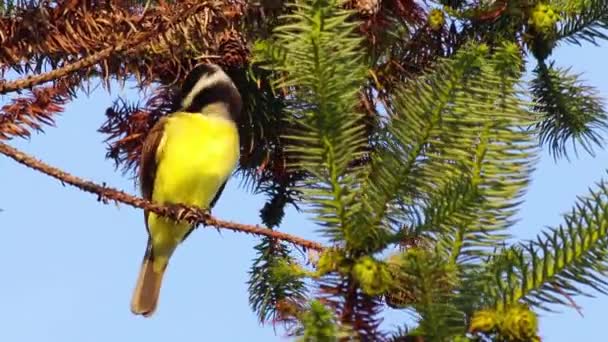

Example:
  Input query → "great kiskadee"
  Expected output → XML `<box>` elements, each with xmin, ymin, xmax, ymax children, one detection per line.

<box><xmin>130</xmin><ymin>63</ymin><xmax>242</xmax><ymax>317</ymax></box>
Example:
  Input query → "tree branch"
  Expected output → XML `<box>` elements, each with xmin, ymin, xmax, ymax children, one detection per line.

<box><xmin>0</xmin><ymin>45</ymin><xmax>118</xmax><ymax>94</ymax></box>
<box><xmin>0</xmin><ymin>2</ymin><xmax>210</xmax><ymax>94</ymax></box>
<box><xmin>0</xmin><ymin>141</ymin><xmax>324</xmax><ymax>251</ymax></box>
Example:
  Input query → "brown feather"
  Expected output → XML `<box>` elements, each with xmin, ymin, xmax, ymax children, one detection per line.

<box><xmin>139</xmin><ymin>117</ymin><xmax>167</xmax><ymax>231</ymax></box>
<box><xmin>130</xmin><ymin>240</ymin><xmax>166</xmax><ymax>317</ymax></box>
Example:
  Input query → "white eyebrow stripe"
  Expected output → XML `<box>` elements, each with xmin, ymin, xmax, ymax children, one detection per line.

<box><xmin>180</xmin><ymin>70</ymin><xmax>231</xmax><ymax>110</ymax></box>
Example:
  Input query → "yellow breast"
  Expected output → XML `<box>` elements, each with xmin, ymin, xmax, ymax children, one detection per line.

<box><xmin>152</xmin><ymin>112</ymin><xmax>240</xmax><ymax>208</ymax></box>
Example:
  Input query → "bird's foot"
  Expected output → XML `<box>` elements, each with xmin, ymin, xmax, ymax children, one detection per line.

<box><xmin>167</xmin><ymin>203</ymin><xmax>211</xmax><ymax>226</ymax></box>
<box><xmin>167</xmin><ymin>203</ymin><xmax>193</xmax><ymax>222</ymax></box>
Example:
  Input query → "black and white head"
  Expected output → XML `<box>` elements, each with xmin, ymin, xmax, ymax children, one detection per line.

<box><xmin>179</xmin><ymin>63</ymin><xmax>242</xmax><ymax>120</ymax></box>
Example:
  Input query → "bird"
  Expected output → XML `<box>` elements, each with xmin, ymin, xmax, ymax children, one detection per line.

<box><xmin>130</xmin><ymin>63</ymin><xmax>242</xmax><ymax>317</ymax></box>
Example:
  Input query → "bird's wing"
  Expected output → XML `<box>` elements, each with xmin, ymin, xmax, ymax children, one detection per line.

<box><xmin>139</xmin><ymin>117</ymin><xmax>168</xmax><ymax>231</ymax></box>
<box><xmin>209</xmin><ymin>181</ymin><xmax>227</xmax><ymax>209</ymax></box>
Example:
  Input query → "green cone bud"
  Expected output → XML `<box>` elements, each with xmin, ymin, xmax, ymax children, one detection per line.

<box><xmin>352</xmin><ymin>256</ymin><xmax>392</xmax><ymax>296</ymax></box>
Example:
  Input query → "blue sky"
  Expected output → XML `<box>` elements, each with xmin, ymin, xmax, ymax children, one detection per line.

<box><xmin>1</xmin><ymin>41</ymin><xmax>607</xmax><ymax>341</ymax></box>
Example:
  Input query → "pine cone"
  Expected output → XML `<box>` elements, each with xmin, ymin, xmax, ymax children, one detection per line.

<box><xmin>217</xmin><ymin>30</ymin><xmax>249</xmax><ymax>68</ymax></box>
<box><xmin>356</xmin><ymin>0</ymin><xmax>381</xmax><ymax>16</ymax></box>
<box><xmin>384</xmin><ymin>288</ymin><xmax>415</xmax><ymax>308</ymax></box>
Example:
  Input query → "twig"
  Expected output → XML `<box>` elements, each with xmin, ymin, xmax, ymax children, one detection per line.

<box><xmin>0</xmin><ymin>141</ymin><xmax>324</xmax><ymax>251</ymax></box>
<box><xmin>0</xmin><ymin>46</ymin><xmax>117</xmax><ymax>94</ymax></box>
<box><xmin>0</xmin><ymin>3</ymin><xmax>208</xmax><ymax>94</ymax></box>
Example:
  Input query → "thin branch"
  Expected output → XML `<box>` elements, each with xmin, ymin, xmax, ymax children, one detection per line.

<box><xmin>0</xmin><ymin>141</ymin><xmax>324</xmax><ymax>251</ymax></box>
<box><xmin>0</xmin><ymin>45</ymin><xmax>117</xmax><ymax>94</ymax></box>
<box><xmin>0</xmin><ymin>2</ymin><xmax>209</xmax><ymax>94</ymax></box>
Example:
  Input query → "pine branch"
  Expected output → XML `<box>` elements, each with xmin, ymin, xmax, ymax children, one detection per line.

<box><xmin>361</xmin><ymin>46</ymin><xmax>484</xmax><ymax>248</ymax></box>
<box><xmin>248</xmin><ymin>182</ymin><xmax>308</xmax><ymax>325</ymax></box>
<box><xmin>0</xmin><ymin>141</ymin><xmax>324</xmax><ymax>251</ymax></box>
<box><xmin>0</xmin><ymin>0</ymin><xmax>251</xmax><ymax>103</ymax></box>
<box><xmin>0</xmin><ymin>1</ymin><xmax>211</xmax><ymax>94</ymax></box>
<box><xmin>253</xmin><ymin>2</ymin><xmax>385</xmax><ymax>338</ymax></box>
<box><xmin>255</xmin><ymin>0</ymin><xmax>369</xmax><ymax>249</ymax></box>
<box><xmin>372</xmin><ymin>44</ymin><xmax>537</xmax><ymax>337</ymax></box>
<box><xmin>532</xmin><ymin>61</ymin><xmax>608</xmax><ymax>160</ymax></box>
<box><xmin>248</xmin><ymin>237</ymin><xmax>307</xmax><ymax>325</ymax></box>
<box><xmin>0</xmin><ymin>45</ymin><xmax>114</xmax><ymax>94</ymax></box>
<box><xmin>360</xmin><ymin>43</ymin><xmax>536</xmax><ymax>261</ymax></box>
<box><xmin>485</xmin><ymin>177</ymin><xmax>608</xmax><ymax>311</ymax></box>
<box><xmin>438</xmin><ymin>43</ymin><xmax>536</xmax><ymax>265</ymax></box>
<box><xmin>556</xmin><ymin>0</ymin><xmax>608</xmax><ymax>46</ymax></box>
<box><xmin>0</xmin><ymin>76</ymin><xmax>79</xmax><ymax>140</ymax></box>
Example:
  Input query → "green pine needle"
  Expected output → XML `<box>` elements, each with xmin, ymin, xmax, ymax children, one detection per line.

<box><xmin>487</xmin><ymin>177</ymin><xmax>608</xmax><ymax>311</ymax></box>
<box><xmin>555</xmin><ymin>0</ymin><xmax>608</xmax><ymax>46</ymax></box>
<box><xmin>532</xmin><ymin>61</ymin><xmax>608</xmax><ymax>160</ymax></box>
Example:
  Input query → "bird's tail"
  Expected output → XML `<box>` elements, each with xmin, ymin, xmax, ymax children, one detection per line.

<box><xmin>131</xmin><ymin>241</ymin><xmax>166</xmax><ymax>317</ymax></box>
